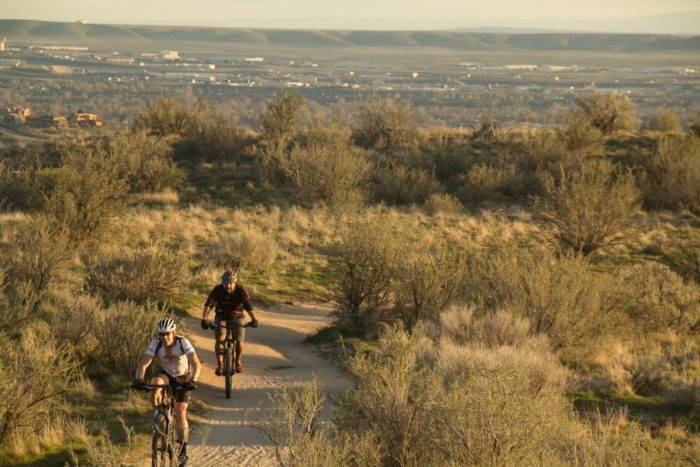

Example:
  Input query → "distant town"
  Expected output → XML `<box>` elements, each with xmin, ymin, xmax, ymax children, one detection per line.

<box><xmin>0</xmin><ymin>33</ymin><xmax>698</xmax><ymax>136</ymax></box>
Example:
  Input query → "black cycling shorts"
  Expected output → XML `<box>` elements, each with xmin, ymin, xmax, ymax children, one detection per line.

<box><xmin>159</xmin><ymin>370</ymin><xmax>192</xmax><ymax>403</ymax></box>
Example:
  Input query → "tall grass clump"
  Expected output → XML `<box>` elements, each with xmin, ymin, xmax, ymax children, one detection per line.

<box><xmin>372</xmin><ymin>163</ymin><xmax>441</xmax><ymax>206</ymax></box>
<box><xmin>641</xmin><ymin>135</ymin><xmax>700</xmax><ymax>213</ymax></box>
<box><xmin>0</xmin><ymin>325</ymin><xmax>79</xmax><ymax>444</ymax></box>
<box><xmin>534</xmin><ymin>160</ymin><xmax>640</xmax><ymax>255</ymax></box>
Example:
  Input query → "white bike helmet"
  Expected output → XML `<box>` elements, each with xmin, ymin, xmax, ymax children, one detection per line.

<box><xmin>155</xmin><ymin>317</ymin><xmax>177</xmax><ymax>334</ymax></box>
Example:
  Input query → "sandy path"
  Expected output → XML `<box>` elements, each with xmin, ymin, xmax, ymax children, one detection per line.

<box><xmin>185</xmin><ymin>304</ymin><xmax>349</xmax><ymax>466</ymax></box>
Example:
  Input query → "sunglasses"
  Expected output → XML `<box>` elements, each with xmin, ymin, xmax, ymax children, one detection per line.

<box><xmin>158</xmin><ymin>332</ymin><xmax>171</xmax><ymax>337</ymax></box>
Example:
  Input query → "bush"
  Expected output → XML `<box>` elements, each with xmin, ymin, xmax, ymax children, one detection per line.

<box><xmin>0</xmin><ymin>150</ymin><xmax>45</xmax><ymax>211</ymax></box>
<box><xmin>353</xmin><ymin>98</ymin><xmax>419</xmax><ymax>152</ymax></box>
<box><xmin>259</xmin><ymin>91</ymin><xmax>304</xmax><ymax>147</ymax></box>
<box><xmin>135</xmin><ymin>97</ymin><xmax>205</xmax><ymax>137</ymax></box>
<box><xmin>207</xmin><ymin>225</ymin><xmax>279</xmax><ymax>273</ymax></box>
<box><xmin>0</xmin><ymin>216</ymin><xmax>72</xmax><ymax>329</ymax></box>
<box><xmin>463</xmin><ymin>239</ymin><xmax>612</xmax><ymax>351</ymax></box>
<box><xmin>0</xmin><ymin>325</ymin><xmax>79</xmax><ymax>444</ymax></box>
<box><xmin>648</xmin><ymin>110</ymin><xmax>682</xmax><ymax>133</ymax></box>
<box><xmin>613</xmin><ymin>262</ymin><xmax>700</xmax><ymax>332</ymax></box>
<box><xmin>461</xmin><ymin>162</ymin><xmax>522</xmax><ymax>204</ymax></box>
<box><xmin>179</xmin><ymin>118</ymin><xmax>257</xmax><ymax>163</ymax></box>
<box><xmin>557</xmin><ymin>112</ymin><xmax>604</xmax><ymax>154</ymax></box>
<box><xmin>102</xmin><ymin>131</ymin><xmax>184</xmax><ymax>192</ymax></box>
<box><xmin>642</xmin><ymin>135</ymin><xmax>700</xmax><ymax>213</ymax></box>
<box><xmin>42</xmin><ymin>142</ymin><xmax>128</xmax><ymax>245</ymax></box>
<box><xmin>574</xmin><ymin>92</ymin><xmax>639</xmax><ymax>135</ymax></box>
<box><xmin>423</xmin><ymin>193</ymin><xmax>462</xmax><ymax>215</ymax></box>
<box><xmin>327</xmin><ymin>216</ymin><xmax>403</xmax><ymax>334</ymax></box>
<box><xmin>393</xmin><ymin>239</ymin><xmax>466</xmax><ymax>330</ymax></box>
<box><xmin>85</xmin><ymin>247</ymin><xmax>190</xmax><ymax>305</ymax></box>
<box><xmin>534</xmin><ymin>160</ymin><xmax>640</xmax><ymax>255</ymax></box>
<box><xmin>372</xmin><ymin>163</ymin><xmax>441</xmax><ymax>206</ymax></box>
<box><xmin>285</xmin><ymin>142</ymin><xmax>371</xmax><ymax>209</ymax></box>
<box><xmin>659</xmin><ymin>227</ymin><xmax>700</xmax><ymax>284</ymax></box>
<box><xmin>90</xmin><ymin>301</ymin><xmax>162</xmax><ymax>379</ymax></box>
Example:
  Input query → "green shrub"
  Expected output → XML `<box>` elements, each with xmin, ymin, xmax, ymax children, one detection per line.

<box><xmin>327</xmin><ymin>216</ymin><xmax>403</xmax><ymax>334</ymax></box>
<box><xmin>642</xmin><ymin>135</ymin><xmax>700</xmax><ymax>213</ymax></box>
<box><xmin>102</xmin><ymin>131</ymin><xmax>184</xmax><ymax>192</ymax></box>
<box><xmin>0</xmin><ymin>325</ymin><xmax>79</xmax><ymax>444</ymax></box>
<box><xmin>372</xmin><ymin>163</ymin><xmax>441</xmax><ymax>206</ymax></box>
<box><xmin>353</xmin><ymin>98</ymin><xmax>419</xmax><ymax>152</ymax></box>
<box><xmin>461</xmin><ymin>163</ymin><xmax>522</xmax><ymax>204</ymax></box>
<box><xmin>135</xmin><ymin>97</ymin><xmax>205</xmax><ymax>137</ymax></box>
<box><xmin>85</xmin><ymin>247</ymin><xmax>190</xmax><ymax>305</ymax></box>
<box><xmin>42</xmin><ymin>142</ymin><xmax>128</xmax><ymax>245</ymax></box>
<box><xmin>90</xmin><ymin>301</ymin><xmax>162</xmax><ymax>379</ymax></box>
<box><xmin>534</xmin><ymin>160</ymin><xmax>640</xmax><ymax>255</ymax></box>
<box><xmin>575</xmin><ymin>92</ymin><xmax>639</xmax><ymax>135</ymax></box>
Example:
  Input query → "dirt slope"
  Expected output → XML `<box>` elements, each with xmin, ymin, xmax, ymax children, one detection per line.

<box><xmin>185</xmin><ymin>304</ymin><xmax>349</xmax><ymax>466</ymax></box>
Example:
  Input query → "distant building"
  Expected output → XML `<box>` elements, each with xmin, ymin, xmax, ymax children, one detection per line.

<box><xmin>2</xmin><ymin>106</ymin><xmax>32</xmax><ymax>125</ymax></box>
<box><xmin>76</xmin><ymin>20</ymin><xmax>88</xmax><ymax>25</ymax></box>
<box><xmin>0</xmin><ymin>58</ymin><xmax>20</xmax><ymax>69</ymax></box>
<box><xmin>160</xmin><ymin>50</ymin><xmax>180</xmax><ymax>61</ymax></box>
<box><xmin>245</xmin><ymin>57</ymin><xmax>264</xmax><ymax>63</ymax></box>
<box><xmin>29</xmin><ymin>115</ymin><xmax>68</xmax><ymax>128</ymax></box>
<box><xmin>73</xmin><ymin>112</ymin><xmax>103</xmax><ymax>127</ymax></box>
<box><xmin>505</xmin><ymin>64</ymin><xmax>538</xmax><ymax>71</ymax></box>
<box><xmin>0</xmin><ymin>37</ymin><xmax>5</xmax><ymax>52</ymax></box>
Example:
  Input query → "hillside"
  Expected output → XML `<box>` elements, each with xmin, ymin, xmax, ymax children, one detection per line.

<box><xmin>0</xmin><ymin>19</ymin><xmax>698</xmax><ymax>51</ymax></box>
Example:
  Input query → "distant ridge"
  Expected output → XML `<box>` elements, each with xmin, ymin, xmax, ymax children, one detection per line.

<box><xmin>0</xmin><ymin>19</ymin><xmax>698</xmax><ymax>51</ymax></box>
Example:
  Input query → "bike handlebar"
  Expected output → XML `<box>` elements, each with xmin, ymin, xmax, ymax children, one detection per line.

<box><xmin>204</xmin><ymin>320</ymin><xmax>256</xmax><ymax>330</ymax></box>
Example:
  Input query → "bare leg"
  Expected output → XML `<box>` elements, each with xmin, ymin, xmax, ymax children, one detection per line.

<box><xmin>236</xmin><ymin>340</ymin><xmax>243</xmax><ymax>365</ymax></box>
<box><xmin>215</xmin><ymin>324</ymin><xmax>225</xmax><ymax>370</ymax></box>
<box><xmin>149</xmin><ymin>375</ymin><xmax>169</xmax><ymax>407</ymax></box>
<box><xmin>173</xmin><ymin>402</ymin><xmax>189</xmax><ymax>444</ymax></box>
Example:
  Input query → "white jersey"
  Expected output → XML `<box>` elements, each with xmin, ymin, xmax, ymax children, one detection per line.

<box><xmin>146</xmin><ymin>336</ymin><xmax>195</xmax><ymax>377</ymax></box>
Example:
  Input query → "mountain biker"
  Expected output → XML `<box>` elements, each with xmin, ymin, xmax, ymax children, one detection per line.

<box><xmin>132</xmin><ymin>317</ymin><xmax>201</xmax><ymax>465</ymax></box>
<box><xmin>201</xmin><ymin>270</ymin><xmax>258</xmax><ymax>376</ymax></box>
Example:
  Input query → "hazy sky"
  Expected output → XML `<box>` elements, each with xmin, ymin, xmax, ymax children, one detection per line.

<box><xmin>2</xmin><ymin>0</ymin><xmax>700</xmax><ymax>31</ymax></box>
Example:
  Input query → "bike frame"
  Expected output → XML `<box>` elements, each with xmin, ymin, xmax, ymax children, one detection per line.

<box><xmin>142</xmin><ymin>382</ymin><xmax>186</xmax><ymax>467</ymax></box>
<box><xmin>207</xmin><ymin>319</ymin><xmax>253</xmax><ymax>399</ymax></box>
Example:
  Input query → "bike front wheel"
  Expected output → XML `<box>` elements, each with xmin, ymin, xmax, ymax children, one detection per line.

<box><xmin>224</xmin><ymin>347</ymin><xmax>233</xmax><ymax>399</ymax></box>
<box><xmin>152</xmin><ymin>412</ymin><xmax>174</xmax><ymax>467</ymax></box>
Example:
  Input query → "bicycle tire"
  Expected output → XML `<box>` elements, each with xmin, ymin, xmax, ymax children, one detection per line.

<box><xmin>224</xmin><ymin>347</ymin><xmax>233</xmax><ymax>399</ymax></box>
<box><xmin>152</xmin><ymin>412</ymin><xmax>172</xmax><ymax>467</ymax></box>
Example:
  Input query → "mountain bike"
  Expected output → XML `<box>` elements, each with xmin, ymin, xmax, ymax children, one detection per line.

<box><xmin>138</xmin><ymin>382</ymin><xmax>190</xmax><ymax>467</ymax></box>
<box><xmin>205</xmin><ymin>319</ymin><xmax>255</xmax><ymax>399</ymax></box>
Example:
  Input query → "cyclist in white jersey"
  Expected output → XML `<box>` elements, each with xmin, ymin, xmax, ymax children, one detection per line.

<box><xmin>133</xmin><ymin>317</ymin><xmax>201</xmax><ymax>464</ymax></box>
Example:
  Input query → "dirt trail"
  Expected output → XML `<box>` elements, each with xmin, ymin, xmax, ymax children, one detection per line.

<box><xmin>185</xmin><ymin>304</ymin><xmax>349</xmax><ymax>466</ymax></box>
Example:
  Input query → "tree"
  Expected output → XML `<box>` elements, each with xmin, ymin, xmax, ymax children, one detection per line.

<box><xmin>258</xmin><ymin>91</ymin><xmax>304</xmax><ymax>147</ymax></box>
<box><xmin>574</xmin><ymin>92</ymin><xmax>638</xmax><ymax>135</ymax></box>
<box><xmin>135</xmin><ymin>97</ymin><xmax>205</xmax><ymax>137</ymax></box>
